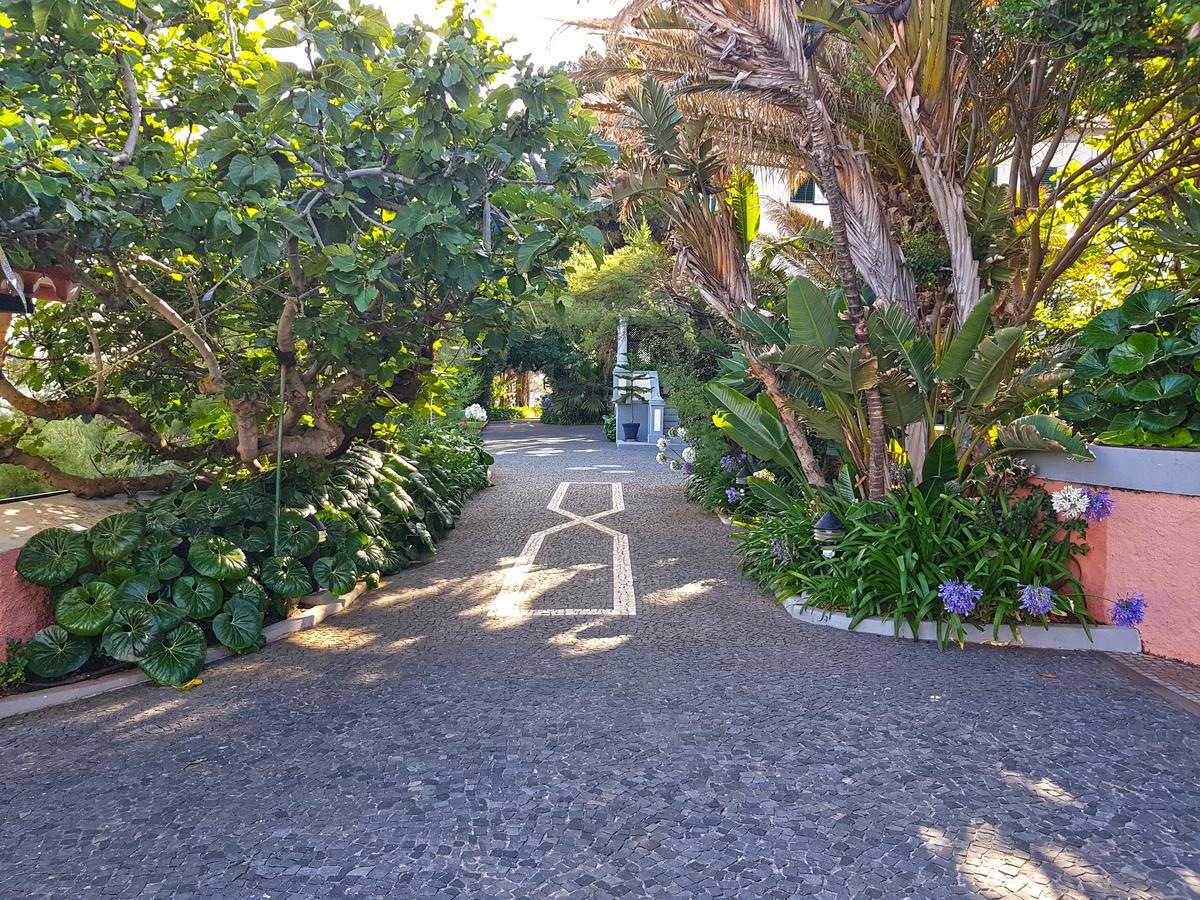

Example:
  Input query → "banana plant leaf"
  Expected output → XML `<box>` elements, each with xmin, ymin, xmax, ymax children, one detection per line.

<box><xmin>138</xmin><ymin>622</ymin><xmax>206</xmax><ymax>686</ymax></box>
<box><xmin>995</xmin><ymin>414</ymin><xmax>1094</xmax><ymax>460</ymax></box>
<box><xmin>868</xmin><ymin>305</ymin><xmax>935</xmax><ymax>393</ymax></box>
<box><xmin>786</xmin><ymin>275</ymin><xmax>839</xmax><ymax>349</ymax></box>
<box><xmin>937</xmin><ymin>295</ymin><xmax>994</xmax><ymax>380</ymax></box>
<box><xmin>25</xmin><ymin>625</ymin><xmax>93</xmax><ymax>679</ymax></box>
<box><xmin>171</xmin><ymin>575</ymin><xmax>224</xmax><ymax>619</ymax></box>
<box><xmin>54</xmin><ymin>581</ymin><xmax>117</xmax><ymax>637</ymax></box>
<box><xmin>16</xmin><ymin>528</ymin><xmax>93</xmax><ymax>587</ymax></box>
<box><xmin>187</xmin><ymin>535</ymin><xmax>249</xmax><ymax>580</ymax></box>
<box><xmin>100</xmin><ymin>604</ymin><xmax>163</xmax><ymax>663</ymax></box>
<box><xmin>88</xmin><ymin>512</ymin><xmax>146</xmax><ymax>563</ymax></box>
<box><xmin>961</xmin><ymin>326</ymin><xmax>1025</xmax><ymax>407</ymax></box>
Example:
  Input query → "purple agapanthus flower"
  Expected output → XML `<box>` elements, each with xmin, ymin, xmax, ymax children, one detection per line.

<box><xmin>682</xmin><ymin>462</ymin><xmax>695</xmax><ymax>476</ymax></box>
<box><xmin>770</xmin><ymin>537</ymin><xmax>792</xmax><ymax>564</ymax></box>
<box><xmin>1111</xmin><ymin>592</ymin><xmax>1147</xmax><ymax>627</ymax></box>
<box><xmin>939</xmin><ymin>579</ymin><xmax>983</xmax><ymax>616</ymax></box>
<box><xmin>1017</xmin><ymin>583</ymin><xmax>1056</xmax><ymax>616</ymax></box>
<box><xmin>725</xmin><ymin>487</ymin><xmax>746</xmax><ymax>505</ymax></box>
<box><xmin>720</xmin><ymin>452</ymin><xmax>745</xmax><ymax>472</ymax></box>
<box><xmin>1083</xmin><ymin>489</ymin><xmax>1115</xmax><ymax>523</ymax></box>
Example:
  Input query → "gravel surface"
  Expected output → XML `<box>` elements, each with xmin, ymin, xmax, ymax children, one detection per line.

<box><xmin>2</xmin><ymin>421</ymin><xmax>1198</xmax><ymax>899</ymax></box>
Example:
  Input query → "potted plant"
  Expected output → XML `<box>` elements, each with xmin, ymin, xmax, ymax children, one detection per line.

<box><xmin>614</xmin><ymin>371</ymin><xmax>650</xmax><ymax>441</ymax></box>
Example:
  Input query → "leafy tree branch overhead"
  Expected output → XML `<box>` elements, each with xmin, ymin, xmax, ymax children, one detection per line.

<box><xmin>0</xmin><ymin>0</ymin><xmax>613</xmax><ymax>496</ymax></box>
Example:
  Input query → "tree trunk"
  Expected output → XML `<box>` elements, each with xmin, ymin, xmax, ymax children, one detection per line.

<box><xmin>803</xmin><ymin>74</ymin><xmax>888</xmax><ymax>500</ymax></box>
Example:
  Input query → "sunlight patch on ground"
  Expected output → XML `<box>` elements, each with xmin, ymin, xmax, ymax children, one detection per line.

<box><xmin>999</xmin><ymin>769</ymin><xmax>1078</xmax><ymax>807</ymax></box>
<box><xmin>547</xmin><ymin>621</ymin><xmax>632</xmax><ymax>656</ymax></box>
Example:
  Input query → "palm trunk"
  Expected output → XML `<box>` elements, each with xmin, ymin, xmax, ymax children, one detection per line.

<box><xmin>803</xmin><ymin>75</ymin><xmax>888</xmax><ymax>500</ymax></box>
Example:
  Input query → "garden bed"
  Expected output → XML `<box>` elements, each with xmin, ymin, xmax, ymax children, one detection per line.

<box><xmin>0</xmin><ymin>580</ymin><xmax>373</xmax><ymax>720</ymax></box>
<box><xmin>782</xmin><ymin>596</ymin><xmax>1142</xmax><ymax>653</ymax></box>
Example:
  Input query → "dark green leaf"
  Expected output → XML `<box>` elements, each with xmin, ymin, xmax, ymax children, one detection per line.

<box><xmin>100</xmin><ymin>604</ymin><xmax>162</xmax><ymax>663</ymax></box>
<box><xmin>89</xmin><ymin>512</ymin><xmax>145</xmax><ymax>563</ymax></box>
<box><xmin>138</xmin><ymin>622</ymin><xmax>206</xmax><ymax>686</ymax></box>
<box><xmin>171</xmin><ymin>575</ymin><xmax>224</xmax><ymax>619</ymax></box>
<box><xmin>25</xmin><ymin>626</ymin><xmax>93</xmax><ymax>679</ymax></box>
<box><xmin>16</xmin><ymin>528</ymin><xmax>93</xmax><ymax>587</ymax></box>
<box><xmin>54</xmin><ymin>581</ymin><xmax>116</xmax><ymax>637</ymax></box>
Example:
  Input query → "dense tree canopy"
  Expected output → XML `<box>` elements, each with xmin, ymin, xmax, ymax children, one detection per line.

<box><xmin>0</xmin><ymin>0</ymin><xmax>611</xmax><ymax>494</ymax></box>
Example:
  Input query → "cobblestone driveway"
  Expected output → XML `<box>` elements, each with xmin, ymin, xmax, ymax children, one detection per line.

<box><xmin>3</xmin><ymin>422</ymin><xmax>1198</xmax><ymax>899</ymax></box>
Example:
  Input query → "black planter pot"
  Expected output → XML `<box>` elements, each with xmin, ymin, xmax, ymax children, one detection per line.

<box><xmin>621</xmin><ymin>422</ymin><xmax>641</xmax><ymax>441</ymax></box>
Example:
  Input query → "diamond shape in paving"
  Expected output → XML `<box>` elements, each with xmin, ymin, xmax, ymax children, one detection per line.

<box><xmin>491</xmin><ymin>481</ymin><xmax>635</xmax><ymax>617</ymax></box>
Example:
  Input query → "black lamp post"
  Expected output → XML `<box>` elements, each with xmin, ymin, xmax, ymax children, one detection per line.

<box><xmin>812</xmin><ymin>509</ymin><xmax>846</xmax><ymax>559</ymax></box>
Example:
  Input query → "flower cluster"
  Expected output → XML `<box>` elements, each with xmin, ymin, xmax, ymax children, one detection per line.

<box><xmin>1111</xmin><ymin>592</ymin><xmax>1147</xmax><ymax>627</ymax></box>
<box><xmin>770</xmin><ymin>537</ymin><xmax>792</xmax><ymax>564</ymax></box>
<box><xmin>752</xmin><ymin>468</ymin><xmax>775</xmax><ymax>483</ymax></box>
<box><xmin>463</xmin><ymin>403</ymin><xmax>487</xmax><ymax>422</ymax></box>
<box><xmin>887</xmin><ymin>460</ymin><xmax>912</xmax><ymax>491</ymax></box>
<box><xmin>1051</xmin><ymin>484</ymin><xmax>1115</xmax><ymax>522</ymax></box>
<box><xmin>725</xmin><ymin>487</ymin><xmax>746</xmax><ymax>505</ymax></box>
<box><xmin>653</xmin><ymin>427</ymin><xmax>693</xmax><ymax>473</ymax></box>
<box><xmin>938</xmin><ymin>579</ymin><xmax>983</xmax><ymax>616</ymax></box>
<box><xmin>1017</xmin><ymin>583</ymin><xmax>1056</xmax><ymax>616</ymax></box>
<box><xmin>720</xmin><ymin>451</ymin><xmax>747</xmax><ymax>473</ymax></box>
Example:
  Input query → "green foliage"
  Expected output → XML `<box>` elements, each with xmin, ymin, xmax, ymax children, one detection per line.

<box><xmin>1060</xmin><ymin>289</ymin><xmax>1200</xmax><ymax>447</ymax></box>
<box><xmin>735</xmin><ymin>480</ymin><xmax>1091</xmax><ymax>648</ymax></box>
<box><xmin>18</xmin><ymin>428</ymin><xmax>491</xmax><ymax>687</ymax></box>
<box><xmin>0</xmin><ymin>640</ymin><xmax>29</xmax><ymax>690</ymax></box>
<box><xmin>0</xmin><ymin>0</ymin><xmax>610</xmax><ymax>486</ymax></box>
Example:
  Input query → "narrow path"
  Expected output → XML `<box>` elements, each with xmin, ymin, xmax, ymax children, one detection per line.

<box><xmin>2</xmin><ymin>422</ymin><xmax>1197</xmax><ymax>899</ymax></box>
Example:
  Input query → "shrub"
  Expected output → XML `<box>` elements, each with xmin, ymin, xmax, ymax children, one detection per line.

<box><xmin>734</xmin><ymin>478</ymin><xmax>1095</xmax><ymax>648</ymax></box>
<box><xmin>1060</xmin><ymin>289</ymin><xmax>1200</xmax><ymax>447</ymax></box>
<box><xmin>17</xmin><ymin>431</ymin><xmax>491</xmax><ymax>687</ymax></box>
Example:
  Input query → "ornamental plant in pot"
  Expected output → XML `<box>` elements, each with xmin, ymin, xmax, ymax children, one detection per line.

<box><xmin>614</xmin><ymin>372</ymin><xmax>650</xmax><ymax>441</ymax></box>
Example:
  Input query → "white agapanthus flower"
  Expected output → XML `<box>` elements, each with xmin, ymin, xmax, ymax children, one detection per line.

<box><xmin>681</xmin><ymin>447</ymin><xmax>696</xmax><ymax>463</ymax></box>
<box><xmin>464</xmin><ymin>403</ymin><xmax>487</xmax><ymax>422</ymax></box>
<box><xmin>1051</xmin><ymin>484</ymin><xmax>1089</xmax><ymax>519</ymax></box>
<box><xmin>670</xmin><ymin>460</ymin><xmax>682</xmax><ymax>471</ymax></box>
<box><xmin>676</xmin><ymin>427</ymin><xmax>687</xmax><ymax>437</ymax></box>
<box><xmin>752</xmin><ymin>468</ymin><xmax>776</xmax><ymax>482</ymax></box>
<box><xmin>656</xmin><ymin>452</ymin><xmax>668</xmax><ymax>465</ymax></box>
<box><xmin>656</xmin><ymin>437</ymin><xmax>669</xmax><ymax>450</ymax></box>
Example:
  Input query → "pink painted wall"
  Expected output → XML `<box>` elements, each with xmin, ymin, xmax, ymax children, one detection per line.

<box><xmin>1034</xmin><ymin>478</ymin><xmax>1200</xmax><ymax>666</ymax></box>
<box><xmin>0</xmin><ymin>547</ymin><xmax>52</xmax><ymax>661</ymax></box>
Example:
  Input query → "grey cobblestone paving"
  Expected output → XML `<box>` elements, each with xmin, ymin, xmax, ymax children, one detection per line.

<box><xmin>2</xmin><ymin>421</ymin><xmax>1198</xmax><ymax>899</ymax></box>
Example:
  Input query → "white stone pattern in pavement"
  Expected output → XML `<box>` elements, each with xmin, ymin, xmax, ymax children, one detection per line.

<box><xmin>491</xmin><ymin>481</ymin><xmax>635</xmax><ymax>617</ymax></box>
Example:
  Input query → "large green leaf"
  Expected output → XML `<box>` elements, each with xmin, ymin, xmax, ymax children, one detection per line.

<box><xmin>171</xmin><ymin>575</ymin><xmax>224</xmax><ymax>619</ymax></box>
<box><xmin>786</xmin><ymin>276</ymin><xmax>839</xmax><ymax>349</ymax></box>
<box><xmin>995</xmin><ymin>414</ymin><xmax>1094</xmax><ymax>460</ymax></box>
<box><xmin>514</xmin><ymin>230</ymin><xmax>557</xmax><ymax>274</ymax></box>
<box><xmin>878</xmin><ymin>373</ymin><xmax>925</xmax><ymax>427</ymax></box>
<box><xmin>16</xmin><ymin>528</ymin><xmax>93</xmax><ymax>587</ymax></box>
<box><xmin>261</xmin><ymin>555</ymin><xmax>313</xmax><ymax>597</ymax></box>
<box><xmin>100</xmin><ymin>604</ymin><xmax>162</xmax><ymax>663</ymax></box>
<box><xmin>1120</xmin><ymin>288</ymin><xmax>1180</xmax><ymax>326</ymax></box>
<box><xmin>230</xmin><ymin>577</ymin><xmax>268</xmax><ymax>613</ymax></box>
<box><xmin>272</xmin><ymin>511</ymin><xmax>320</xmax><ymax>558</ymax></box>
<box><xmin>89</xmin><ymin>513</ymin><xmax>146</xmax><ymax>563</ymax></box>
<box><xmin>313</xmin><ymin>555</ymin><xmax>358</xmax><ymax>596</ymax></box>
<box><xmin>937</xmin><ymin>295</ymin><xmax>994</xmax><ymax>380</ymax></box>
<box><xmin>1072</xmin><ymin>349</ymin><xmax>1108</xmax><ymax>382</ymax></box>
<box><xmin>1107</xmin><ymin>333</ymin><xmax>1157</xmax><ymax>374</ymax></box>
<box><xmin>1058</xmin><ymin>390</ymin><xmax>1102</xmax><ymax>422</ymax></box>
<box><xmin>923</xmin><ymin>434</ymin><xmax>958</xmax><ymax>483</ymax></box>
<box><xmin>868</xmin><ymin>305</ymin><xmax>934</xmax><ymax>392</ymax></box>
<box><xmin>707</xmin><ymin>382</ymin><xmax>793</xmax><ymax>468</ymax></box>
<box><xmin>726</xmin><ymin>167</ymin><xmax>760</xmax><ymax>253</ymax></box>
<box><xmin>138</xmin><ymin>622</ymin><xmax>206</xmax><ymax>686</ymax></box>
<box><xmin>818</xmin><ymin>346</ymin><xmax>879</xmax><ymax>393</ymax></box>
<box><xmin>212</xmin><ymin>598</ymin><xmax>265</xmax><ymax>654</ymax></box>
<box><xmin>25</xmin><ymin>625</ymin><xmax>93</xmax><ymax>679</ymax></box>
<box><xmin>131</xmin><ymin>543</ymin><xmax>186</xmax><ymax>581</ymax></box>
<box><xmin>54</xmin><ymin>581</ymin><xmax>117</xmax><ymax>637</ymax></box>
<box><xmin>1080</xmin><ymin>308</ymin><xmax>1125</xmax><ymax>350</ymax></box>
<box><xmin>961</xmin><ymin>326</ymin><xmax>1025</xmax><ymax>407</ymax></box>
<box><xmin>187</xmin><ymin>535</ymin><xmax>249</xmax><ymax>579</ymax></box>
<box><xmin>735</xmin><ymin>308</ymin><xmax>788</xmax><ymax>347</ymax></box>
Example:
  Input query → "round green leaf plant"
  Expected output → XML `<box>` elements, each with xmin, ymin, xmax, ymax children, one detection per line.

<box><xmin>16</xmin><ymin>529</ymin><xmax>93</xmax><ymax>587</ymax></box>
